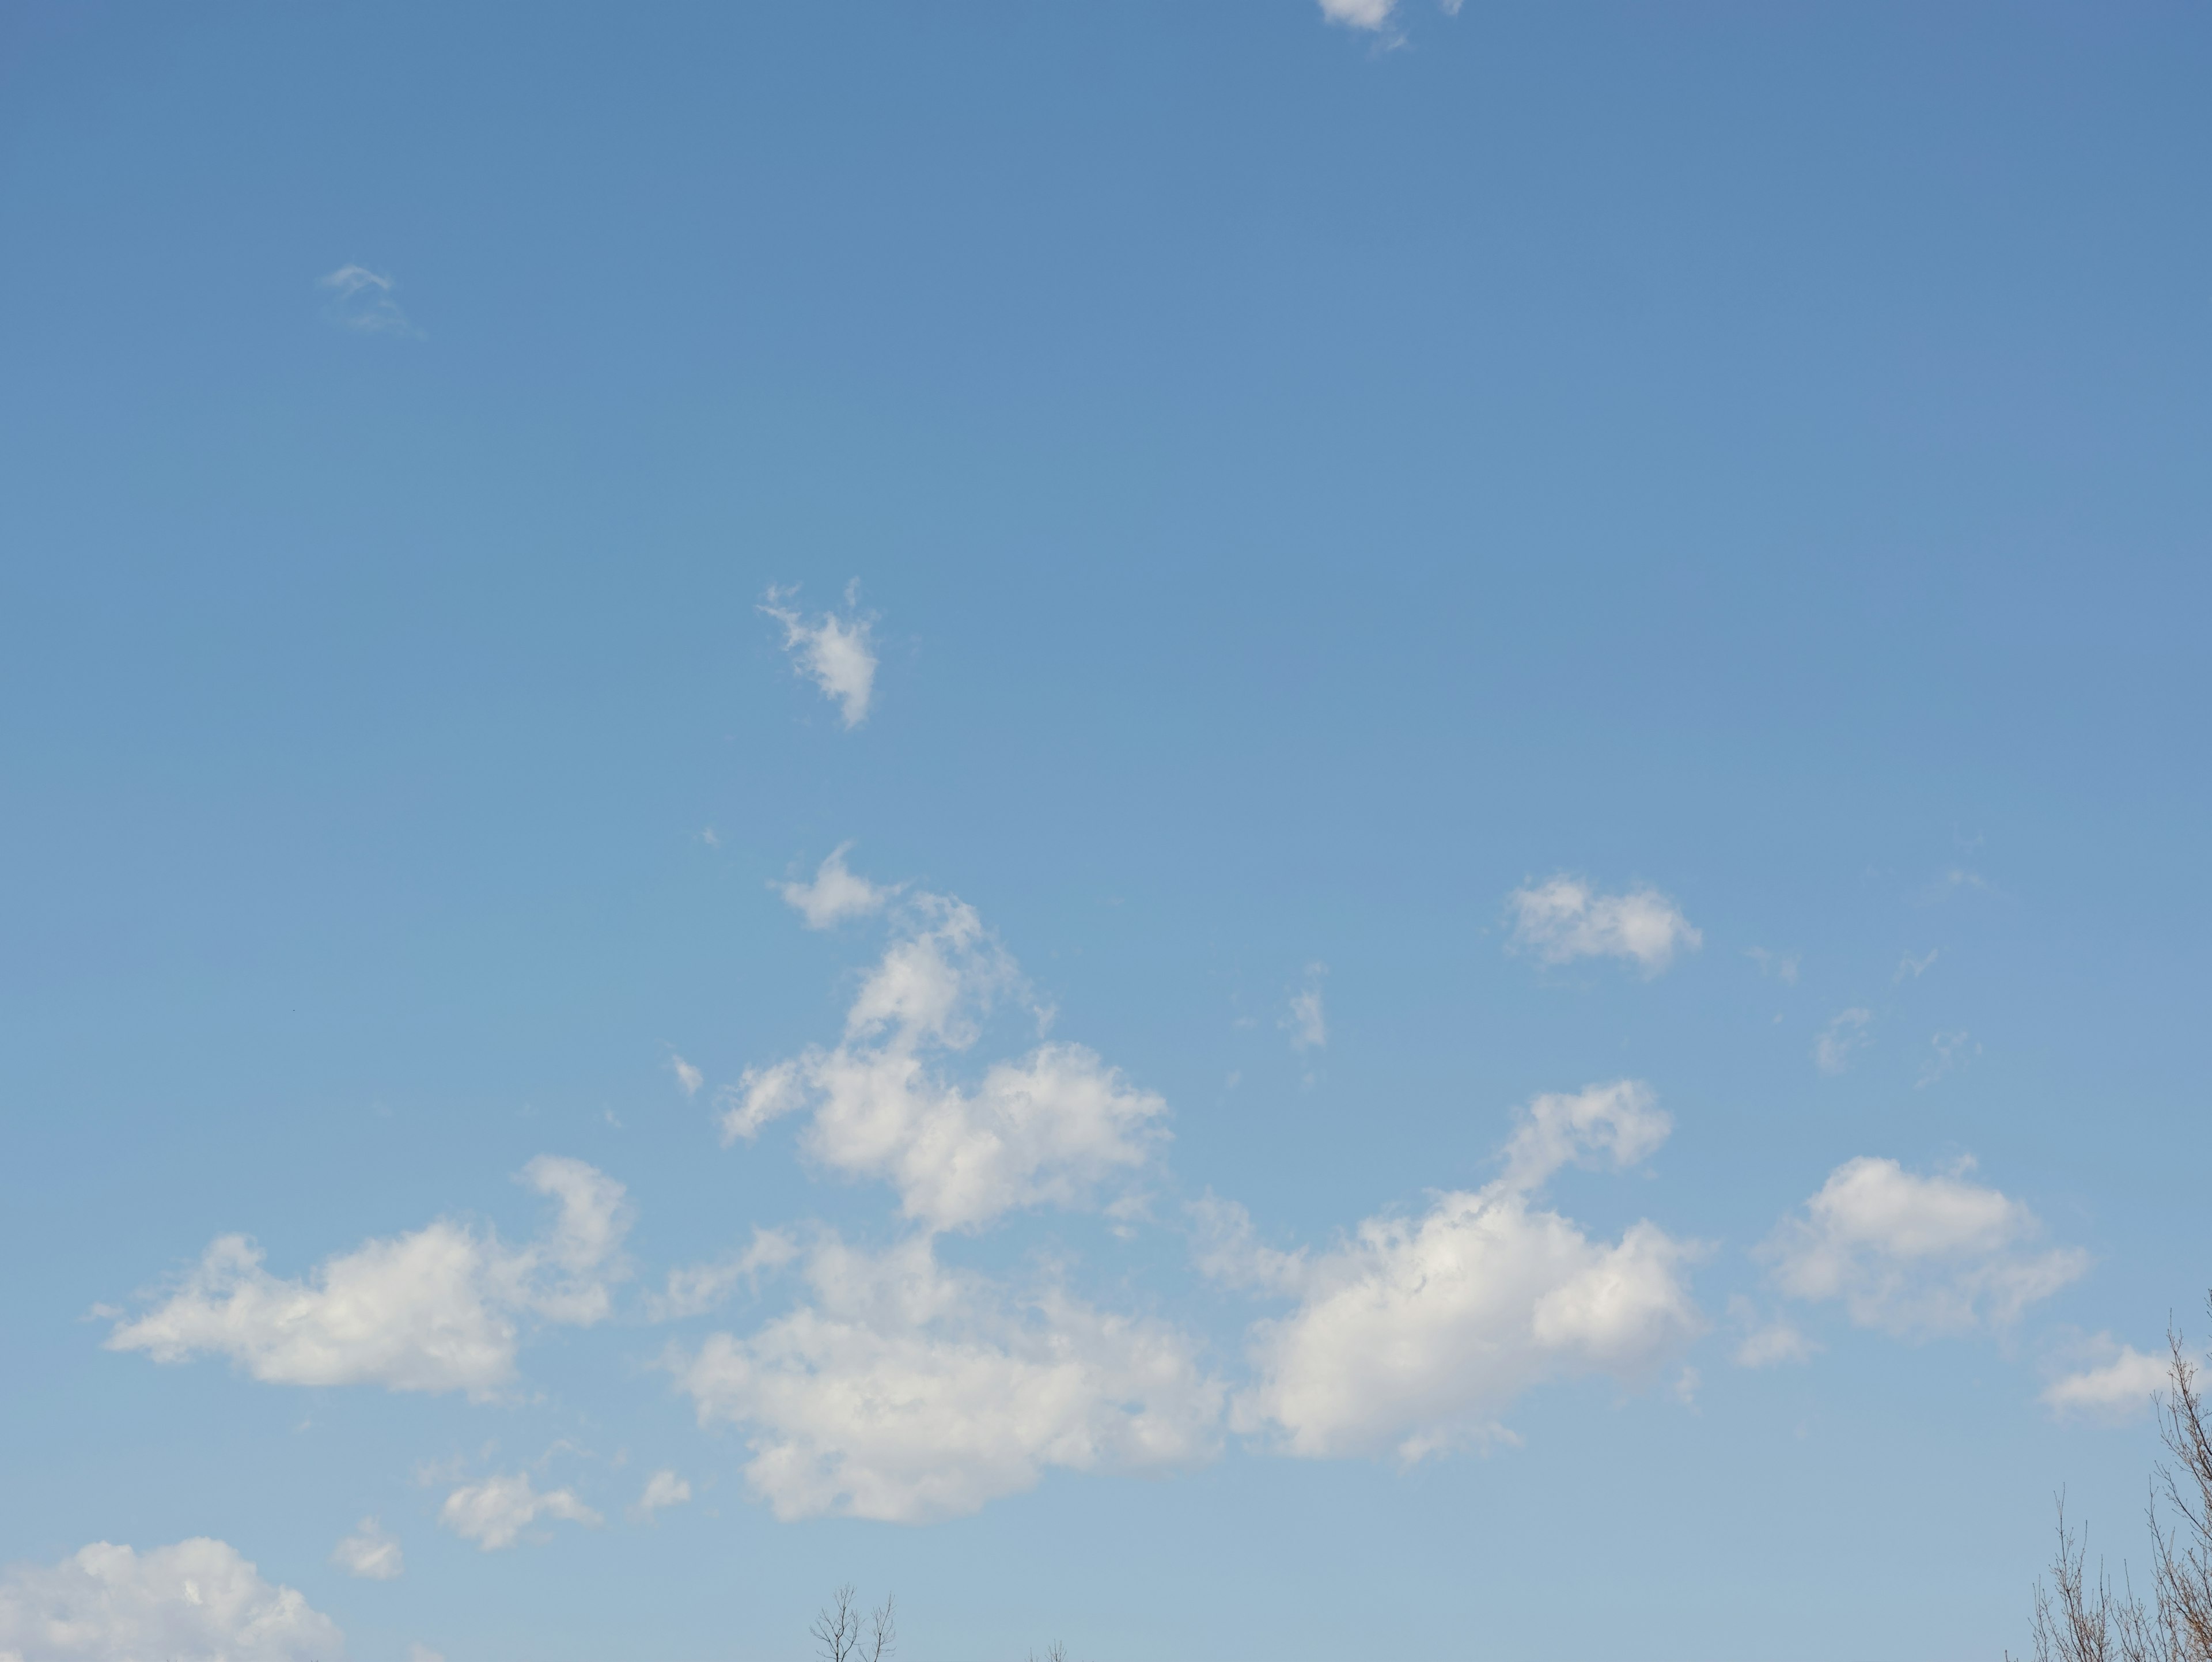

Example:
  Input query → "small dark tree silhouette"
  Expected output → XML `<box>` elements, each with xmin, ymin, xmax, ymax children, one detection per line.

<box><xmin>812</xmin><ymin>1586</ymin><xmax>895</xmax><ymax>1662</ymax></box>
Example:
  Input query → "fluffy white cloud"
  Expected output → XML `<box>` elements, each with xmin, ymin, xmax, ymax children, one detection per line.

<box><xmin>670</xmin><ymin>1235</ymin><xmax>1221</xmax><ymax>1522</ymax></box>
<box><xmin>646</xmin><ymin>1228</ymin><xmax>800</xmax><ymax>1322</ymax></box>
<box><xmin>1317</xmin><ymin>0</ymin><xmax>1397</xmax><ymax>30</ymax></box>
<box><xmin>2041</xmin><ymin>1341</ymin><xmax>2169</xmax><ymax>1423</ymax></box>
<box><xmin>1763</xmin><ymin>1156</ymin><xmax>2086</xmax><ymax>1338</ymax></box>
<box><xmin>438</xmin><ymin>1473</ymin><xmax>601</xmax><ymax>1551</ymax></box>
<box><xmin>722</xmin><ymin>892</ymin><xmax>1168</xmax><ymax>1232</ymax></box>
<box><xmin>1506</xmin><ymin>877</ymin><xmax>1702</xmax><ymax>975</ymax></box>
<box><xmin>1230</xmin><ymin>1081</ymin><xmax>1704</xmax><ymax>1461</ymax></box>
<box><xmin>329</xmin><ymin>1518</ymin><xmax>402</xmax><ymax>1581</ymax></box>
<box><xmin>1813</xmin><ymin>1008</ymin><xmax>1873</xmax><ymax>1075</ymax></box>
<box><xmin>0</xmin><ymin>1538</ymin><xmax>344</xmax><ymax>1662</ymax></box>
<box><xmin>105</xmin><ymin>1156</ymin><xmax>632</xmax><ymax>1396</ymax></box>
<box><xmin>632</xmin><ymin>1470</ymin><xmax>692</xmax><ymax>1519</ymax></box>
<box><xmin>760</xmin><ymin>585</ymin><xmax>877</xmax><ymax>728</ymax></box>
<box><xmin>778</xmin><ymin>843</ymin><xmax>895</xmax><ymax>929</ymax></box>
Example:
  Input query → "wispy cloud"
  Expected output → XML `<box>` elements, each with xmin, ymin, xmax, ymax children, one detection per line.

<box><xmin>631</xmin><ymin>1470</ymin><xmax>692</xmax><ymax>1521</ymax></box>
<box><xmin>669</xmin><ymin>1054</ymin><xmax>703</xmax><ymax>1097</ymax></box>
<box><xmin>319</xmin><ymin>264</ymin><xmax>419</xmax><ymax>336</ymax></box>
<box><xmin>1812</xmin><ymin>1008</ymin><xmax>1873</xmax><ymax>1075</ymax></box>
<box><xmin>1506</xmin><ymin>876</ymin><xmax>1702</xmax><ymax>977</ymax></box>
<box><xmin>1915</xmin><ymin>1029</ymin><xmax>1978</xmax><ymax>1089</ymax></box>
<box><xmin>2041</xmin><ymin>1339</ymin><xmax>2168</xmax><ymax>1424</ymax></box>
<box><xmin>1747</xmin><ymin>948</ymin><xmax>1800</xmax><ymax>985</ymax></box>
<box><xmin>329</xmin><ymin>1517</ymin><xmax>403</xmax><ymax>1581</ymax></box>
<box><xmin>1284</xmin><ymin>965</ymin><xmax>1327</xmax><ymax>1053</ymax></box>
<box><xmin>777</xmin><ymin>843</ymin><xmax>896</xmax><ymax>929</ymax></box>
<box><xmin>438</xmin><ymin>1472</ymin><xmax>601</xmax><ymax>1550</ymax></box>
<box><xmin>760</xmin><ymin>583</ymin><xmax>878</xmax><ymax>728</ymax></box>
<box><xmin>1894</xmin><ymin>949</ymin><xmax>1938</xmax><ymax>983</ymax></box>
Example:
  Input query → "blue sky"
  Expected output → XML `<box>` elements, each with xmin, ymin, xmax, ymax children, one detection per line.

<box><xmin>2</xmin><ymin>2</ymin><xmax>2209</xmax><ymax>1659</ymax></box>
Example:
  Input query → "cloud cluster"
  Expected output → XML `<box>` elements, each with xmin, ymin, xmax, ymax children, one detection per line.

<box><xmin>1763</xmin><ymin>1157</ymin><xmax>2086</xmax><ymax>1337</ymax></box>
<box><xmin>439</xmin><ymin>1472</ymin><xmax>603</xmax><ymax>1551</ymax></box>
<box><xmin>1506</xmin><ymin>877</ymin><xmax>1702</xmax><ymax>975</ymax></box>
<box><xmin>105</xmin><ymin>1157</ymin><xmax>631</xmax><ymax>1396</ymax></box>
<box><xmin>1226</xmin><ymin>1082</ymin><xmax>1705</xmax><ymax>1460</ymax></box>
<box><xmin>724</xmin><ymin>885</ymin><xmax>1168</xmax><ymax>1232</ymax></box>
<box><xmin>761</xmin><ymin>586</ymin><xmax>878</xmax><ymax>728</ymax></box>
<box><xmin>671</xmin><ymin>1234</ymin><xmax>1221</xmax><ymax>1522</ymax></box>
<box><xmin>0</xmin><ymin>1538</ymin><xmax>344</xmax><ymax>1662</ymax></box>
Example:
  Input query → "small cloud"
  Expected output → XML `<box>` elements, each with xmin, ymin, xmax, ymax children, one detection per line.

<box><xmin>1727</xmin><ymin>1297</ymin><xmax>1819</xmax><ymax>1368</ymax></box>
<box><xmin>2041</xmin><ymin>1339</ymin><xmax>2169</xmax><ymax>1424</ymax></box>
<box><xmin>319</xmin><ymin>264</ymin><xmax>419</xmax><ymax>336</ymax></box>
<box><xmin>1672</xmin><ymin>1366</ymin><xmax>1701</xmax><ymax>1407</ymax></box>
<box><xmin>645</xmin><ymin>1228</ymin><xmax>800</xmax><ymax>1322</ymax></box>
<box><xmin>1925</xmin><ymin>868</ymin><xmax>1992</xmax><ymax>902</ymax></box>
<box><xmin>438</xmin><ymin>1472</ymin><xmax>601</xmax><ymax>1551</ymax></box>
<box><xmin>1812</xmin><ymin>1008</ymin><xmax>1873</xmax><ymax>1076</ymax></box>
<box><xmin>776</xmin><ymin>843</ymin><xmax>895</xmax><ymax>929</ymax></box>
<box><xmin>1283</xmin><ymin>965</ymin><xmax>1327</xmax><ymax>1053</ymax></box>
<box><xmin>409</xmin><ymin>1645</ymin><xmax>446</xmax><ymax>1662</ymax></box>
<box><xmin>1747</xmin><ymin>948</ymin><xmax>1801</xmax><ymax>985</ymax></box>
<box><xmin>698</xmin><ymin>828</ymin><xmax>721</xmax><ymax>849</ymax></box>
<box><xmin>1506</xmin><ymin>876</ymin><xmax>1702</xmax><ymax>976</ymax></box>
<box><xmin>669</xmin><ymin>1055</ymin><xmax>703</xmax><ymax>1097</ymax></box>
<box><xmin>329</xmin><ymin>1517</ymin><xmax>403</xmax><ymax>1580</ymax></box>
<box><xmin>631</xmin><ymin>1470</ymin><xmax>692</xmax><ymax>1521</ymax></box>
<box><xmin>760</xmin><ymin>584</ymin><xmax>878</xmax><ymax>728</ymax></box>
<box><xmin>1916</xmin><ymin>1029</ymin><xmax>1979</xmax><ymax>1089</ymax></box>
<box><xmin>1895</xmin><ymin>949</ymin><xmax>1939</xmax><ymax>983</ymax></box>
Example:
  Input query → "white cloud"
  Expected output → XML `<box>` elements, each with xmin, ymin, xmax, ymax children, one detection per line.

<box><xmin>632</xmin><ymin>1470</ymin><xmax>692</xmax><ymax>1520</ymax></box>
<box><xmin>670</xmin><ymin>1055</ymin><xmax>703</xmax><ymax>1097</ymax></box>
<box><xmin>721</xmin><ymin>893</ymin><xmax>1167</xmax><ymax>1232</ymax></box>
<box><xmin>760</xmin><ymin>585</ymin><xmax>878</xmax><ymax>728</ymax></box>
<box><xmin>407</xmin><ymin>1646</ymin><xmax>444</xmax><ymax>1662</ymax></box>
<box><xmin>105</xmin><ymin>1156</ymin><xmax>632</xmax><ymax>1396</ymax></box>
<box><xmin>1895</xmin><ymin>948</ymin><xmax>1939</xmax><ymax>982</ymax></box>
<box><xmin>777</xmin><ymin>844</ymin><xmax>895</xmax><ymax>929</ymax></box>
<box><xmin>670</xmin><ymin>1235</ymin><xmax>1221</xmax><ymax>1522</ymax></box>
<box><xmin>1318</xmin><ymin>0</ymin><xmax>1398</xmax><ymax>31</ymax></box>
<box><xmin>0</xmin><ymin>1538</ymin><xmax>344</xmax><ymax>1662</ymax></box>
<box><xmin>1763</xmin><ymin>1156</ymin><xmax>2087</xmax><ymax>1338</ymax></box>
<box><xmin>1506</xmin><ymin>877</ymin><xmax>1702</xmax><ymax>976</ymax></box>
<box><xmin>1189</xmin><ymin>1194</ymin><xmax>1308</xmax><ymax>1296</ymax></box>
<box><xmin>1284</xmin><ymin>967</ymin><xmax>1326</xmax><ymax>1052</ymax></box>
<box><xmin>319</xmin><ymin>264</ymin><xmax>417</xmax><ymax>336</ymax></box>
<box><xmin>1231</xmin><ymin>1081</ymin><xmax>1705</xmax><ymax>1461</ymax></box>
<box><xmin>1746</xmin><ymin>948</ymin><xmax>1800</xmax><ymax>985</ymax></box>
<box><xmin>645</xmin><ymin>1228</ymin><xmax>801</xmax><ymax>1322</ymax></box>
<box><xmin>2041</xmin><ymin>1341</ymin><xmax>2169</xmax><ymax>1424</ymax></box>
<box><xmin>438</xmin><ymin>1472</ymin><xmax>602</xmax><ymax>1551</ymax></box>
<box><xmin>329</xmin><ymin>1517</ymin><xmax>402</xmax><ymax>1581</ymax></box>
<box><xmin>1812</xmin><ymin>1007</ymin><xmax>1873</xmax><ymax>1075</ymax></box>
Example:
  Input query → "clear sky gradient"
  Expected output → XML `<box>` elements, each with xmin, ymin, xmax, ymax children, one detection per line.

<box><xmin>2</xmin><ymin>3</ymin><xmax>2209</xmax><ymax>1660</ymax></box>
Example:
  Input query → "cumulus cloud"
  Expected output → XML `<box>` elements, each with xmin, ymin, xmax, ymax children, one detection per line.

<box><xmin>1228</xmin><ymin>1081</ymin><xmax>1704</xmax><ymax>1461</ymax></box>
<box><xmin>632</xmin><ymin>1470</ymin><xmax>692</xmax><ymax>1520</ymax></box>
<box><xmin>0</xmin><ymin>1538</ymin><xmax>344</xmax><ymax>1662</ymax></box>
<box><xmin>760</xmin><ymin>585</ymin><xmax>878</xmax><ymax>728</ymax></box>
<box><xmin>105</xmin><ymin>1156</ymin><xmax>632</xmax><ymax>1396</ymax></box>
<box><xmin>1763</xmin><ymin>1156</ymin><xmax>2086</xmax><ymax>1338</ymax></box>
<box><xmin>1812</xmin><ymin>1008</ymin><xmax>1873</xmax><ymax>1075</ymax></box>
<box><xmin>1284</xmin><ymin>967</ymin><xmax>1326</xmax><ymax>1053</ymax></box>
<box><xmin>329</xmin><ymin>1517</ymin><xmax>402</xmax><ymax>1581</ymax></box>
<box><xmin>721</xmin><ymin>892</ymin><xmax>1168</xmax><ymax>1232</ymax></box>
<box><xmin>1506</xmin><ymin>877</ymin><xmax>1702</xmax><ymax>976</ymax></box>
<box><xmin>438</xmin><ymin>1472</ymin><xmax>602</xmax><ymax>1551</ymax></box>
<box><xmin>645</xmin><ymin>1228</ymin><xmax>801</xmax><ymax>1322</ymax></box>
<box><xmin>669</xmin><ymin>1235</ymin><xmax>1221</xmax><ymax>1522</ymax></box>
<box><xmin>319</xmin><ymin>264</ymin><xmax>417</xmax><ymax>336</ymax></box>
<box><xmin>777</xmin><ymin>844</ymin><xmax>895</xmax><ymax>929</ymax></box>
<box><xmin>2041</xmin><ymin>1340</ymin><xmax>2169</xmax><ymax>1424</ymax></box>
